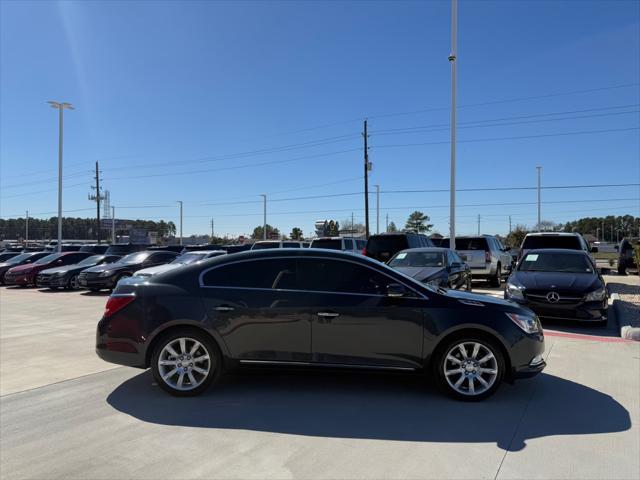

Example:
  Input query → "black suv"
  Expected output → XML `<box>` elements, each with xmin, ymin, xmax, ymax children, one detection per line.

<box><xmin>364</xmin><ymin>233</ymin><xmax>434</xmax><ymax>262</ymax></box>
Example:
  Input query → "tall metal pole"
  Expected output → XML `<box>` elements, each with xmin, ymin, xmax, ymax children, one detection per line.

<box><xmin>25</xmin><ymin>210</ymin><xmax>29</xmax><ymax>244</ymax></box>
<box><xmin>375</xmin><ymin>184</ymin><xmax>380</xmax><ymax>234</ymax></box>
<box><xmin>177</xmin><ymin>201</ymin><xmax>183</xmax><ymax>245</ymax></box>
<box><xmin>448</xmin><ymin>0</ymin><xmax>458</xmax><ymax>250</ymax></box>
<box><xmin>94</xmin><ymin>161</ymin><xmax>101</xmax><ymax>244</ymax></box>
<box><xmin>363</xmin><ymin>120</ymin><xmax>370</xmax><ymax>239</ymax></box>
<box><xmin>111</xmin><ymin>206</ymin><xmax>116</xmax><ymax>244</ymax></box>
<box><xmin>509</xmin><ymin>215</ymin><xmax>512</xmax><ymax>233</ymax></box>
<box><xmin>536</xmin><ymin>166</ymin><xmax>542</xmax><ymax>230</ymax></box>
<box><xmin>211</xmin><ymin>218</ymin><xmax>214</xmax><ymax>239</ymax></box>
<box><xmin>602</xmin><ymin>219</ymin><xmax>605</xmax><ymax>242</ymax></box>
<box><xmin>386</xmin><ymin>213</ymin><xmax>389</xmax><ymax>232</ymax></box>
<box><xmin>260</xmin><ymin>194</ymin><xmax>267</xmax><ymax>240</ymax></box>
<box><xmin>477</xmin><ymin>214</ymin><xmax>481</xmax><ymax>235</ymax></box>
<box><xmin>351</xmin><ymin>212</ymin><xmax>354</xmax><ymax>238</ymax></box>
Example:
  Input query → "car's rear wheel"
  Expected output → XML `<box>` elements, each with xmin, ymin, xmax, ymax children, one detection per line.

<box><xmin>67</xmin><ymin>275</ymin><xmax>80</xmax><ymax>290</ymax></box>
<box><xmin>435</xmin><ymin>336</ymin><xmax>505</xmax><ymax>401</ymax></box>
<box><xmin>618</xmin><ymin>264</ymin><xmax>627</xmax><ymax>275</ymax></box>
<box><xmin>151</xmin><ymin>330</ymin><xmax>221</xmax><ymax>397</ymax></box>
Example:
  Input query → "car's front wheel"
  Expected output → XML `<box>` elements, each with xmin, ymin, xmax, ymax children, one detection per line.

<box><xmin>489</xmin><ymin>264</ymin><xmax>501</xmax><ymax>287</ymax></box>
<box><xmin>67</xmin><ymin>274</ymin><xmax>80</xmax><ymax>290</ymax></box>
<box><xmin>151</xmin><ymin>330</ymin><xmax>221</xmax><ymax>397</ymax></box>
<box><xmin>435</xmin><ymin>336</ymin><xmax>505</xmax><ymax>401</ymax></box>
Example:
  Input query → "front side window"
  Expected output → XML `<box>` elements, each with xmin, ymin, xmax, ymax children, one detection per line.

<box><xmin>202</xmin><ymin>259</ymin><xmax>297</xmax><ymax>290</ymax></box>
<box><xmin>298</xmin><ymin>258</ymin><xmax>391</xmax><ymax>295</ymax></box>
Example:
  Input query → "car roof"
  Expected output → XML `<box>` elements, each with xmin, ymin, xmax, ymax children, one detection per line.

<box><xmin>397</xmin><ymin>247</ymin><xmax>450</xmax><ymax>253</ymax></box>
<box><xmin>183</xmin><ymin>250</ymin><xmax>226</xmax><ymax>255</ymax></box>
<box><xmin>524</xmin><ymin>232</ymin><xmax>580</xmax><ymax>236</ymax></box>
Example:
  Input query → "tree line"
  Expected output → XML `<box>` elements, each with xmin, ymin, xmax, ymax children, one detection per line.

<box><xmin>0</xmin><ymin>217</ymin><xmax>177</xmax><ymax>241</ymax></box>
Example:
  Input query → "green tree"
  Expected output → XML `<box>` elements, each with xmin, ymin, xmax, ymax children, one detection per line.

<box><xmin>387</xmin><ymin>221</ymin><xmax>398</xmax><ymax>232</ymax></box>
<box><xmin>252</xmin><ymin>224</ymin><xmax>280</xmax><ymax>240</ymax></box>
<box><xmin>290</xmin><ymin>227</ymin><xmax>303</xmax><ymax>240</ymax></box>
<box><xmin>505</xmin><ymin>224</ymin><xmax>529</xmax><ymax>248</ymax></box>
<box><xmin>404</xmin><ymin>211</ymin><xmax>433</xmax><ymax>234</ymax></box>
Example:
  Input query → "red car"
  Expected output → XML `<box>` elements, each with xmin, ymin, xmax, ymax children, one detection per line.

<box><xmin>4</xmin><ymin>252</ymin><xmax>92</xmax><ymax>287</ymax></box>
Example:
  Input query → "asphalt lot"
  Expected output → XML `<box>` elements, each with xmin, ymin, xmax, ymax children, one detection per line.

<box><xmin>1</xmin><ymin>283</ymin><xmax>639</xmax><ymax>479</ymax></box>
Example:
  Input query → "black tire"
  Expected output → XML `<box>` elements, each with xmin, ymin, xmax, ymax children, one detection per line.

<box><xmin>67</xmin><ymin>274</ymin><xmax>80</xmax><ymax>290</ymax></box>
<box><xmin>89</xmin><ymin>288</ymin><xmax>101</xmax><ymax>292</ymax></box>
<box><xmin>489</xmin><ymin>264</ymin><xmax>501</xmax><ymax>287</ymax></box>
<box><xmin>151</xmin><ymin>329</ymin><xmax>222</xmax><ymax>397</ymax></box>
<box><xmin>618</xmin><ymin>265</ymin><xmax>626</xmax><ymax>275</ymax></box>
<box><xmin>434</xmin><ymin>335</ymin><xmax>505</xmax><ymax>401</ymax></box>
<box><xmin>466</xmin><ymin>278</ymin><xmax>472</xmax><ymax>292</ymax></box>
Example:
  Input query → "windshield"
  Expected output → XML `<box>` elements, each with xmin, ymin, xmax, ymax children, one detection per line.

<box><xmin>439</xmin><ymin>238</ymin><xmax>487</xmax><ymax>250</ymax></box>
<box><xmin>311</xmin><ymin>239</ymin><xmax>342</xmax><ymax>250</ymax></box>
<box><xmin>252</xmin><ymin>242</ymin><xmax>280</xmax><ymax>250</ymax></box>
<box><xmin>522</xmin><ymin>236</ymin><xmax>581</xmax><ymax>250</ymax></box>
<box><xmin>76</xmin><ymin>255</ymin><xmax>102</xmax><ymax>267</ymax></box>
<box><xmin>35</xmin><ymin>253</ymin><xmax>62</xmax><ymax>264</ymax></box>
<box><xmin>171</xmin><ymin>253</ymin><xmax>205</xmax><ymax>265</ymax></box>
<box><xmin>389</xmin><ymin>251</ymin><xmax>444</xmax><ymax>268</ymax></box>
<box><xmin>518</xmin><ymin>252</ymin><xmax>593</xmax><ymax>273</ymax></box>
<box><xmin>117</xmin><ymin>252</ymin><xmax>149</xmax><ymax>265</ymax></box>
<box><xmin>5</xmin><ymin>253</ymin><xmax>32</xmax><ymax>264</ymax></box>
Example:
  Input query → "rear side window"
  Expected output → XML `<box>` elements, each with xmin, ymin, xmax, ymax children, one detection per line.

<box><xmin>343</xmin><ymin>239</ymin><xmax>354</xmax><ymax>250</ymax></box>
<box><xmin>202</xmin><ymin>259</ymin><xmax>297</xmax><ymax>290</ymax></box>
<box><xmin>297</xmin><ymin>258</ymin><xmax>389</xmax><ymax>295</ymax></box>
<box><xmin>152</xmin><ymin>252</ymin><xmax>178</xmax><ymax>263</ymax></box>
<box><xmin>522</xmin><ymin>236</ymin><xmax>582</xmax><ymax>250</ymax></box>
<box><xmin>252</xmin><ymin>242</ymin><xmax>280</xmax><ymax>250</ymax></box>
<box><xmin>442</xmin><ymin>238</ymin><xmax>488</xmax><ymax>250</ymax></box>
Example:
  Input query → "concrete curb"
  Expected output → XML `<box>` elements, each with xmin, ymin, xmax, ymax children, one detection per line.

<box><xmin>610</xmin><ymin>293</ymin><xmax>640</xmax><ymax>341</ymax></box>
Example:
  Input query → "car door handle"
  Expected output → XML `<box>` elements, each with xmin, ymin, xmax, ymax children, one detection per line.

<box><xmin>214</xmin><ymin>306</ymin><xmax>235</xmax><ymax>312</ymax></box>
<box><xmin>317</xmin><ymin>312</ymin><xmax>339</xmax><ymax>318</ymax></box>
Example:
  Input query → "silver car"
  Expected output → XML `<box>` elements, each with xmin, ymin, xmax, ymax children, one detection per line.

<box><xmin>134</xmin><ymin>250</ymin><xmax>226</xmax><ymax>278</ymax></box>
<box><xmin>441</xmin><ymin>235</ymin><xmax>512</xmax><ymax>286</ymax></box>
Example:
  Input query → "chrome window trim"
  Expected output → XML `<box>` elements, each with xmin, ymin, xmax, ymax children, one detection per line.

<box><xmin>198</xmin><ymin>255</ymin><xmax>428</xmax><ymax>299</ymax></box>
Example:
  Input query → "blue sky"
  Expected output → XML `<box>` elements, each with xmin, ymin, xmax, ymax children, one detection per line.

<box><xmin>1</xmin><ymin>0</ymin><xmax>639</xmax><ymax>238</ymax></box>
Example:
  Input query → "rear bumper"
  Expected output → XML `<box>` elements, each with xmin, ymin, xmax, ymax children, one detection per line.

<box><xmin>96</xmin><ymin>322</ymin><xmax>146</xmax><ymax>368</ymax></box>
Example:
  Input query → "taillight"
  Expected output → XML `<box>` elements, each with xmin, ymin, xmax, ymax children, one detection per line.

<box><xmin>104</xmin><ymin>294</ymin><xmax>136</xmax><ymax>317</ymax></box>
<box><xmin>362</xmin><ymin>247</ymin><xmax>367</xmax><ymax>256</ymax></box>
<box><xmin>485</xmin><ymin>251</ymin><xmax>491</xmax><ymax>263</ymax></box>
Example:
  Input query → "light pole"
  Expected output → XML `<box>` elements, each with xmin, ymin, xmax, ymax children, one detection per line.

<box><xmin>111</xmin><ymin>206</ymin><xmax>116</xmax><ymax>244</ymax></box>
<box><xmin>48</xmin><ymin>101</ymin><xmax>74</xmax><ymax>252</ymax></box>
<box><xmin>25</xmin><ymin>210</ymin><xmax>29</xmax><ymax>244</ymax></box>
<box><xmin>375</xmin><ymin>184</ymin><xmax>380</xmax><ymax>234</ymax></box>
<box><xmin>176</xmin><ymin>201</ymin><xmax>183</xmax><ymax>245</ymax></box>
<box><xmin>536</xmin><ymin>166</ymin><xmax>542</xmax><ymax>230</ymax></box>
<box><xmin>260</xmin><ymin>194</ymin><xmax>267</xmax><ymax>240</ymax></box>
<box><xmin>448</xmin><ymin>0</ymin><xmax>458</xmax><ymax>250</ymax></box>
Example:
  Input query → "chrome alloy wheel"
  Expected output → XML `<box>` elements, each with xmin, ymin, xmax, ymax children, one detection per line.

<box><xmin>157</xmin><ymin>337</ymin><xmax>212</xmax><ymax>391</ymax></box>
<box><xmin>69</xmin><ymin>275</ymin><xmax>80</xmax><ymax>290</ymax></box>
<box><xmin>443</xmin><ymin>341</ymin><xmax>498</xmax><ymax>396</ymax></box>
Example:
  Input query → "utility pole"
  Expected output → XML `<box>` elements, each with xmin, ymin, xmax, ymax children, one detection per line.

<box><xmin>386</xmin><ymin>213</ymin><xmax>389</xmax><ymax>232</ymax></box>
<box><xmin>351</xmin><ymin>212</ymin><xmax>355</xmax><ymax>238</ymax></box>
<box><xmin>48</xmin><ymin>101</ymin><xmax>74</xmax><ymax>252</ymax></box>
<box><xmin>25</xmin><ymin>210</ymin><xmax>29</xmax><ymax>244</ymax></box>
<box><xmin>111</xmin><ymin>206</ymin><xmax>116</xmax><ymax>244</ymax></box>
<box><xmin>375</xmin><ymin>184</ymin><xmax>380</xmax><ymax>234</ymax></box>
<box><xmin>448</xmin><ymin>0</ymin><xmax>458</xmax><ymax>250</ymax></box>
<box><xmin>363</xmin><ymin>120</ymin><xmax>370</xmax><ymax>239</ymax></box>
<box><xmin>536</xmin><ymin>166</ymin><xmax>542</xmax><ymax>230</ymax></box>
<box><xmin>260</xmin><ymin>194</ymin><xmax>267</xmax><ymax>240</ymax></box>
<box><xmin>88</xmin><ymin>161</ymin><xmax>102</xmax><ymax>244</ymax></box>
<box><xmin>176</xmin><ymin>201</ymin><xmax>183</xmax><ymax>245</ymax></box>
<box><xmin>509</xmin><ymin>215</ymin><xmax>512</xmax><ymax>233</ymax></box>
<box><xmin>602</xmin><ymin>219</ymin><xmax>605</xmax><ymax>242</ymax></box>
<box><xmin>477</xmin><ymin>214</ymin><xmax>481</xmax><ymax>235</ymax></box>
<box><xmin>210</xmin><ymin>219</ymin><xmax>215</xmax><ymax>239</ymax></box>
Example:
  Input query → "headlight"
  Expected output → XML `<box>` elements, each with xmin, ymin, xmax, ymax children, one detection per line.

<box><xmin>506</xmin><ymin>313</ymin><xmax>541</xmax><ymax>334</ymax></box>
<box><xmin>506</xmin><ymin>281</ymin><xmax>525</xmax><ymax>300</ymax></box>
<box><xmin>585</xmin><ymin>286</ymin><xmax>606</xmax><ymax>302</ymax></box>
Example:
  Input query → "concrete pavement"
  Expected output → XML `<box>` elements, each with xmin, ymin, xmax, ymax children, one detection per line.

<box><xmin>1</xmin><ymin>286</ymin><xmax>639</xmax><ymax>479</ymax></box>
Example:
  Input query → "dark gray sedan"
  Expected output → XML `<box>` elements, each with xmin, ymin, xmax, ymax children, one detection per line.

<box><xmin>388</xmin><ymin>247</ymin><xmax>472</xmax><ymax>291</ymax></box>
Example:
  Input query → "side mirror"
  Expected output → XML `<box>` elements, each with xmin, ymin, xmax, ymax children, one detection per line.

<box><xmin>386</xmin><ymin>283</ymin><xmax>408</xmax><ymax>298</ymax></box>
<box><xmin>591</xmin><ymin>247</ymin><xmax>599</xmax><ymax>253</ymax></box>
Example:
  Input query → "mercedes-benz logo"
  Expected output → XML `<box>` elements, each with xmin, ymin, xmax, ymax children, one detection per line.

<box><xmin>546</xmin><ymin>291</ymin><xmax>560</xmax><ymax>303</ymax></box>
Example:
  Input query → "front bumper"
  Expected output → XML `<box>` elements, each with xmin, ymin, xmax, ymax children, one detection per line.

<box><xmin>36</xmin><ymin>273</ymin><xmax>67</xmax><ymax>288</ymax></box>
<box><xmin>4</xmin><ymin>272</ymin><xmax>34</xmax><ymax>285</ymax></box>
<box><xmin>79</xmin><ymin>273</ymin><xmax>116</xmax><ymax>290</ymax></box>
<box><xmin>509</xmin><ymin>330</ymin><xmax>546</xmax><ymax>380</ymax></box>
<box><xmin>506</xmin><ymin>294</ymin><xmax>607</xmax><ymax>322</ymax></box>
